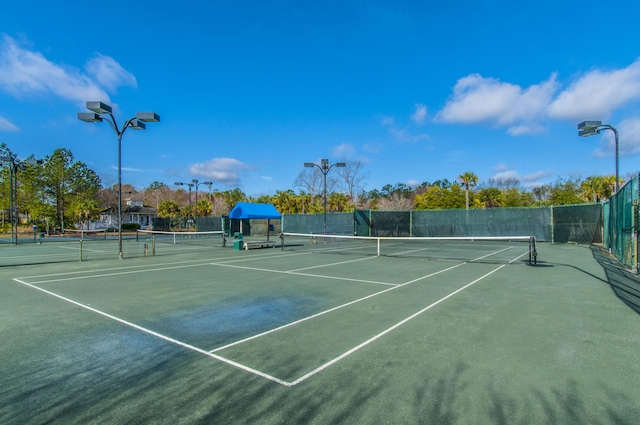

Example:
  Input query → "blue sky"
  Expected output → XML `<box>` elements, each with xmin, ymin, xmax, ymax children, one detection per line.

<box><xmin>1</xmin><ymin>1</ymin><xmax>640</xmax><ymax>197</ymax></box>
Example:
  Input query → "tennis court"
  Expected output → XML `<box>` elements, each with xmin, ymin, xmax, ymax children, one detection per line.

<box><xmin>1</xmin><ymin>238</ymin><xmax>639</xmax><ymax>424</ymax></box>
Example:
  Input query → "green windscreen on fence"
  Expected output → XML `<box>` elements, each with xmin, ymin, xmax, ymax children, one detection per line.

<box><xmin>281</xmin><ymin>212</ymin><xmax>354</xmax><ymax>235</ymax></box>
<box><xmin>603</xmin><ymin>174</ymin><xmax>639</xmax><ymax>271</ymax></box>
<box><xmin>285</xmin><ymin>205</ymin><xmax>605</xmax><ymax>243</ymax></box>
<box><xmin>551</xmin><ymin>204</ymin><xmax>603</xmax><ymax>244</ymax></box>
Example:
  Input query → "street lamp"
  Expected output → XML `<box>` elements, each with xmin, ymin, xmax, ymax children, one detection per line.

<box><xmin>0</xmin><ymin>156</ymin><xmax>42</xmax><ymax>244</ymax></box>
<box><xmin>577</xmin><ymin>121</ymin><xmax>620</xmax><ymax>192</ymax></box>
<box><xmin>78</xmin><ymin>101</ymin><xmax>160</xmax><ymax>259</ymax></box>
<box><xmin>192</xmin><ymin>179</ymin><xmax>214</xmax><ymax>220</ymax></box>
<box><xmin>304</xmin><ymin>159</ymin><xmax>346</xmax><ymax>235</ymax></box>
<box><xmin>175</xmin><ymin>181</ymin><xmax>194</xmax><ymax>228</ymax></box>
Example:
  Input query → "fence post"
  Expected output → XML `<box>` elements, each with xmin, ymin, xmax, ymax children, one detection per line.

<box><xmin>550</xmin><ymin>205</ymin><xmax>554</xmax><ymax>244</ymax></box>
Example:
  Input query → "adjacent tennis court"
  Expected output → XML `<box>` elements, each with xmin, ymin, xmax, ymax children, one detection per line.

<box><xmin>1</xmin><ymin>238</ymin><xmax>639</xmax><ymax>424</ymax></box>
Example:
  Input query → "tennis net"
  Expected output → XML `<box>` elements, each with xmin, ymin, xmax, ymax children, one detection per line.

<box><xmin>60</xmin><ymin>229</ymin><xmax>112</xmax><ymax>239</ymax></box>
<box><xmin>280</xmin><ymin>232</ymin><xmax>537</xmax><ymax>265</ymax></box>
<box><xmin>136</xmin><ymin>230</ymin><xmax>225</xmax><ymax>246</ymax></box>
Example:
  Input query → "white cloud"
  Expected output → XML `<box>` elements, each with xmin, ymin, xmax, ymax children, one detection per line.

<box><xmin>410</xmin><ymin>103</ymin><xmax>427</xmax><ymax>124</ymax></box>
<box><xmin>434</xmin><ymin>59</ymin><xmax>640</xmax><ymax>136</ymax></box>
<box><xmin>362</xmin><ymin>142</ymin><xmax>383</xmax><ymax>155</ymax></box>
<box><xmin>493</xmin><ymin>163</ymin><xmax>509</xmax><ymax>172</ymax></box>
<box><xmin>548</xmin><ymin>60</ymin><xmax>640</xmax><ymax>121</ymax></box>
<box><xmin>493</xmin><ymin>170</ymin><xmax>520</xmax><ymax>181</ymax></box>
<box><xmin>435</xmin><ymin>73</ymin><xmax>558</xmax><ymax>135</ymax></box>
<box><xmin>85</xmin><ymin>53</ymin><xmax>137</xmax><ymax>92</ymax></box>
<box><xmin>332</xmin><ymin>143</ymin><xmax>356</xmax><ymax>158</ymax></box>
<box><xmin>522</xmin><ymin>170</ymin><xmax>555</xmax><ymax>182</ymax></box>
<box><xmin>189</xmin><ymin>157</ymin><xmax>251</xmax><ymax>187</ymax></box>
<box><xmin>0</xmin><ymin>115</ymin><xmax>19</xmax><ymax>131</ymax></box>
<box><xmin>507</xmin><ymin>124</ymin><xmax>545</xmax><ymax>135</ymax></box>
<box><xmin>380</xmin><ymin>116</ymin><xmax>394</xmax><ymax>126</ymax></box>
<box><xmin>0</xmin><ymin>34</ymin><xmax>136</xmax><ymax>105</ymax></box>
<box><xmin>387</xmin><ymin>126</ymin><xmax>429</xmax><ymax>143</ymax></box>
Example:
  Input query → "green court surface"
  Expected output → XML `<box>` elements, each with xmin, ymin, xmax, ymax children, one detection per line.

<box><xmin>1</xmin><ymin>242</ymin><xmax>639</xmax><ymax>424</ymax></box>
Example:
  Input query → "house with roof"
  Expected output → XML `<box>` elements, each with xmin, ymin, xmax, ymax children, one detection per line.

<box><xmin>98</xmin><ymin>196</ymin><xmax>157</xmax><ymax>230</ymax></box>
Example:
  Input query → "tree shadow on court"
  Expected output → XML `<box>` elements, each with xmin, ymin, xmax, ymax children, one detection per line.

<box><xmin>486</xmin><ymin>378</ymin><xmax>638</xmax><ymax>425</ymax></box>
<box><xmin>4</xmin><ymin>342</ymin><xmax>639</xmax><ymax>424</ymax></box>
<box><xmin>409</xmin><ymin>360</ymin><xmax>638</xmax><ymax>425</ymax></box>
<box><xmin>411</xmin><ymin>362</ymin><xmax>468</xmax><ymax>424</ymax></box>
<box><xmin>590</xmin><ymin>245</ymin><xmax>640</xmax><ymax>314</ymax></box>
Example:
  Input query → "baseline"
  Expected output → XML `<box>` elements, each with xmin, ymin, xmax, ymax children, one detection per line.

<box><xmin>12</xmin><ymin>277</ymin><xmax>290</xmax><ymax>386</ymax></box>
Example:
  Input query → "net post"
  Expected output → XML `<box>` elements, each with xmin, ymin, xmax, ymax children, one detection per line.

<box><xmin>152</xmin><ymin>236</ymin><xmax>156</xmax><ymax>256</ymax></box>
<box><xmin>279</xmin><ymin>232</ymin><xmax>284</xmax><ymax>250</ymax></box>
<box><xmin>377</xmin><ymin>237</ymin><xmax>381</xmax><ymax>256</ymax></box>
<box><xmin>79</xmin><ymin>240</ymin><xmax>83</xmax><ymax>262</ymax></box>
<box><xmin>529</xmin><ymin>236</ymin><xmax>537</xmax><ymax>266</ymax></box>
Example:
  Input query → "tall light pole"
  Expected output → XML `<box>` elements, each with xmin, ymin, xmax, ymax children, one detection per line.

<box><xmin>0</xmin><ymin>156</ymin><xmax>42</xmax><ymax>244</ymax></box>
<box><xmin>192</xmin><ymin>179</ymin><xmax>214</xmax><ymax>220</ymax></box>
<box><xmin>304</xmin><ymin>159</ymin><xmax>346</xmax><ymax>235</ymax></box>
<box><xmin>578</xmin><ymin>121</ymin><xmax>620</xmax><ymax>193</ymax></box>
<box><xmin>78</xmin><ymin>101</ymin><xmax>160</xmax><ymax>259</ymax></box>
<box><xmin>175</xmin><ymin>181</ymin><xmax>194</xmax><ymax>228</ymax></box>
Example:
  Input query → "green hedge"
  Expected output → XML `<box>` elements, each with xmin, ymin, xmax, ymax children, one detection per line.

<box><xmin>121</xmin><ymin>223</ymin><xmax>141</xmax><ymax>231</ymax></box>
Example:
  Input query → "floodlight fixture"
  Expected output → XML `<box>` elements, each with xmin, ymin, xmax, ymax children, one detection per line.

<box><xmin>303</xmin><ymin>158</ymin><xmax>348</xmax><ymax>235</ymax></box>
<box><xmin>128</xmin><ymin>119</ymin><xmax>146</xmax><ymax>130</ymax></box>
<box><xmin>0</xmin><ymin>155</ymin><xmax>42</xmax><ymax>244</ymax></box>
<box><xmin>577</xmin><ymin>120</ymin><xmax>602</xmax><ymax>132</ymax></box>
<box><xmin>86</xmin><ymin>101</ymin><xmax>112</xmax><ymax>114</ymax></box>
<box><xmin>77</xmin><ymin>112</ymin><xmax>103</xmax><ymax>122</ymax></box>
<box><xmin>577</xmin><ymin>120</ymin><xmax>620</xmax><ymax>192</ymax></box>
<box><xmin>578</xmin><ymin>129</ymin><xmax>599</xmax><ymax>137</ymax></box>
<box><xmin>136</xmin><ymin>112</ymin><xmax>160</xmax><ymax>122</ymax></box>
<box><xmin>77</xmin><ymin>100</ymin><xmax>160</xmax><ymax>259</ymax></box>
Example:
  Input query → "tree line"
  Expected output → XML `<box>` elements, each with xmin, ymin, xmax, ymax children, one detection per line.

<box><xmin>0</xmin><ymin>144</ymin><xmax>624</xmax><ymax>232</ymax></box>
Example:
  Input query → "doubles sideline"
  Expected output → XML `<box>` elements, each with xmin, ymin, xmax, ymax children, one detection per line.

<box><xmin>11</xmin><ymin>248</ymin><xmax>529</xmax><ymax>386</ymax></box>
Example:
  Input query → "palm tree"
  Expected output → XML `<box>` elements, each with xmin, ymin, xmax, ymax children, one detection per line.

<box><xmin>458</xmin><ymin>171</ymin><xmax>478</xmax><ymax>210</ymax></box>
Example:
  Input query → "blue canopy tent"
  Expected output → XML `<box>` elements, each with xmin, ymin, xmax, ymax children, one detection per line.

<box><xmin>228</xmin><ymin>202</ymin><xmax>281</xmax><ymax>241</ymax></box>
<box><xmin>228</xmin><ymin>202</ymin><xmax>281</xmax><ymax>220</ymax></box>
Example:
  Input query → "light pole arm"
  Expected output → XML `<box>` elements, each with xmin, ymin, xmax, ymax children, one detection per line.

<box><xmin>599</xmin><ymin>125</ymin><xmax>620</xmax><ymax>193</ymax></box>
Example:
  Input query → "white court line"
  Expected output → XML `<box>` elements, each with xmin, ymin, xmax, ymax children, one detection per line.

<box><xmin>18</xmin><ymin>252</ymin><xmax>312</xmax><ymax>284</ymax></box>
<box><xmin>210</xmin><ymin>262</ymin><xmax>399</xmax><ymax>287</ymax></box>
<box><xmin>12</xmin><ymin>278</ymin><xmax>290</xmax><ymax>386</ymax></box>
<box><xmin>13</xmin><ymin>245</ymin><xmax>529</xmax><ymax>387</ymax></box>
<box><xmin>210</xmin><ymin>262</ymin><xmax>465</xmax><ymax>353</ymax></box>
<box><xmin>288</xmin><ymin>264</ymin><xmax>507</xmax><ymax>386</ymax></box>
<box><xmin>287</xmin><ymin>250</ymin><xmax>531</xmax><ymax>385</ymax></box>
<box><xmin>24</xmin><ymin>263</ymin><xmax>213</xmax><ymax>285</ymax></box>
<box><xmin>212</xmin><ymin>246</ymin><xmax>529</xmax><ymax>385</ymax></box>
<box><xmin>53</xmin><ymin>244</ymin><xmax>111</xmax><ymax>252</ymax></box>
<box><xmin>288</xmin><ymin>256</ymin><xmax>376</xmax><ymax>272</ymax></box>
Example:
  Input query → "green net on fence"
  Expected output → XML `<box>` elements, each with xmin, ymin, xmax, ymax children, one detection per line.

<box><xmin>604</xmin><ymin>174</ymin><xmax>639</xmax><ymax>271</ymax></box>
<box><xmin>552</xmin><ymin>204</ymin><xmax>603</xmax><ymax>244</ymax></box>
<box><xmin>285</xmin><ymin>205</ymin><xmax>604</xmax><ymax>244</ymax></box>
<box><xmin>354</xmin><ymin>208</ymin><xmax>552</xmax><ymax>240</ymax></box>
<box><xmin>411</xmin><ymin>208</ymin><xmax>551</xmax><ymax>240</ymax></box>
<box><xmin>195</xmin><ymin>216</ymin><xmax>224</xmax><ymax>232</ymax></box>
<box><xmin>281</xmin><ymin>212</ymin><xmax>354</xmax><ymax>235</ymax></box>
